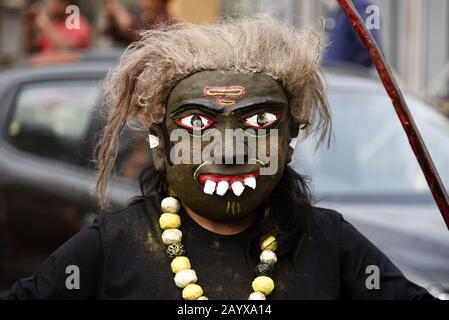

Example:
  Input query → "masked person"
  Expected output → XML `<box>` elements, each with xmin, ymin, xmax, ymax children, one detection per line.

<box><xmin>7</xmin><ymin>17</ymin><xmax>433</xmax><ymax>300</ymax></box>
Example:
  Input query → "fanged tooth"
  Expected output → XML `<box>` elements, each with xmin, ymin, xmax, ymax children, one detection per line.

<box><xmin>244</xmin><ymin>177</ymin><xmax>256</xmax><ymax>190</ymax></box>
<box><xmin>231</xmin><ymin>181</ymin><xmax>245</xmax><ymax>197</ymax></box>
<box><xmin>203</xmin><ymin>180</ymin><xmax>216</xmax><ymax>195</ymax></box>
<box><xmin>216</xmin><ymin>181</ymin><xmax>229</xmax><ymax>196</ymax></box>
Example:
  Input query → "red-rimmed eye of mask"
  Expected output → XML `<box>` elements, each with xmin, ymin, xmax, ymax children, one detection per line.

<box><xmin>175</xmin><ymin>114</ymin><xmax>214</xmax><ymax>131</ymax></box>
<box><xmin>242</xmin><ymin>112</ymin><xmax>280</xmax><ymax>129</ymax></box>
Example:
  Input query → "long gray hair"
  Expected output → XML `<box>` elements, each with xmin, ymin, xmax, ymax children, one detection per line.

<box><xmin>96</xmin><ymin>15</ymin><xmax>331</xmax><ymax>208</ymax></box>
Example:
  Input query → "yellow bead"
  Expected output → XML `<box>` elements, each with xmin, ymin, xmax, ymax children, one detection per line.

<box><xmin>252</xmin><ymin>276</ymin><xmax>275</xmax><ymax>296</ymax></box>
<box><xmin>171</xmin><ymin>256</ymin><xmax>191</xmax><ymax>273</ymax></box>
<box><xmin>182</xmin><ymin>284</ymin><xmax>204</xmax><ymax>300</ymax></box>
<box><xmin>159</xmin><ymin>213</ymin><xmax>181</xmax><ymax>230</ymax></box>
<box><xmin>260</xmin><ymin>235</ymin><xmax>277</xmax><ymax>251</ymax></box>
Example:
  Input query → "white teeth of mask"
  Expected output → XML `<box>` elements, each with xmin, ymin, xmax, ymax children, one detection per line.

<box><xmin>244</xmin><ymin>177</ymin><xmax>256</xmax><ymax>189</ymax></box>
<box><xmin>216</xmin><ymin>181</ymin><xmax>229</xmax><ymax>196</ymax></box>
<box><xmin>231</xmin><ymin>181</ymin><xmax>245</xmax><ymax>197</ymax></box>
<box><xmin>203</xmin><ymin>180</ymin><xmax>216</xmax><ymax>195</ymax></box>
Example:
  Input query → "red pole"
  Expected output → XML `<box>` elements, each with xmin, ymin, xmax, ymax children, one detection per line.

<box><xmin>337</xmin><ymin>0</ymin><xmax>449</xmax><ymax>230</ymax></box>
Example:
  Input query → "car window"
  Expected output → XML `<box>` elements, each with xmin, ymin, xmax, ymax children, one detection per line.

<box><xmin>5</xmin><ymin>79</ymin><xmax>151</xmax><ymax>180</ymax></box>
<box><xmin>6</xmin><ymin>80</ymin><xmax>100</xmax><ymax>168</ymax></box>
<box><xmin>292</xmin><ymin>89</ymin><xmax>449</xmax><ymax>197</ymax></box>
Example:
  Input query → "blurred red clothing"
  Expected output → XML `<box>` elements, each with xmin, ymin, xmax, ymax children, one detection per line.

<box><xmin>35</xmin><ymin>16</ymin><xmax>92</xmax><ymax>52</ymax></box>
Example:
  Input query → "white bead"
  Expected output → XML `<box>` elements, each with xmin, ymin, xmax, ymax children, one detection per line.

<box><xmin>161</xmin><ymin>197</ymin><xmax>180</xmax><ymax>213</ymax></box>
<box><xmin>260</xmin><ymin>249</ymin><xmax>277</xmax><ymax>265</ymax></box>
<box><xmin>161</xmin><ymin>229</ymin><xmax>182</xmax><ymax>245</ymax></box>
<box><xmin>248</xmin><ymin>291</ymin><xmax>266</xmax><ymax>300</ymax></box>
<box><xmin>174</xmin><ymin>269</ymin><xmax>198</xmax><ymax>288</ymax></box>
<box><xmin>197</xmin><ymin>296</ymin><xmax>209</xmax><ymax>300</ymax></box>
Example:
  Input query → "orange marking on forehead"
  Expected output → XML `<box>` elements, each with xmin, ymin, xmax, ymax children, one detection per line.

<box><xmin>203</xmin><ymin>85</ymin><xmax>246</xmax><ymax>106</ymax></box>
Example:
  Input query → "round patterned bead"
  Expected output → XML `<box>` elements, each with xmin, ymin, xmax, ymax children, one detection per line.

<box><xmin>248</xmin><ymin>291</ymin><xmax>266</xmax><ymax>300</ymax></box>
<box><xmin>182</xmin><ymin>284</ymin><xmax>204</xmax><ymax>300</ymax></box>
<box><xmin>260</xmin><ymin>249</ymin><xmax>277</xmax><ymax>265</ymax></box>
<box><xmin>162</xmin><ymin>229</ymin><xmax>183</xmax><ymax>245</ymax></box>
<box><xmin>197</xmin><ymin>296</ymin><xmax>208</xmax><ymax>300</ymax></box>
<box><xmin>255</xmin><ymin>263</ymin><xmax>274</xmax><ymax>276</ymax></box>
<box><xmin>167</xmin><ymin>243</ymin><xmax>185</xmax><ymax>258</ymax></box>
<box><xmin>159</xmin><ymin>213</ymin><xmax>181</xmax><ymax>230</ymax></box>
<box><xmin>161</xmin><ymin>197</ymin><xmax>181</xmax><ymax>213</ymax></box>
<box><xmin>260</xmin><ymin>235</ymin><xmax>277</xmax><ymax>251</ymax></box>
<box><xmin>171</xmin><ymin>256</ymin><xmax>191</xmax><ymax>273</ymax></box>
<box><xmin>174</xmin><ymin>269</ymin><xmax>198</xmax><ymax>288</ymax></box>
<box><xmin>252</xmin><ymin>276</ymin><xmax>275</xmax><ymax>296</ymax></box>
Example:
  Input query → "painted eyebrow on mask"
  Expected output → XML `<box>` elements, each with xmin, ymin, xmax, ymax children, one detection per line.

<box><xmin>169</xmin><ymin>99</ymin><xmax>224</xmax><ymax>116</ymax></box>
<box><xmin>229</xmin><ymin>99</ymin><xmax>288</xmax><ymax>114</ymax></box>
<box><xmin>169</xmin><ymin>98</ymin><xmax>288</xmax><ymax>118</ymax></box>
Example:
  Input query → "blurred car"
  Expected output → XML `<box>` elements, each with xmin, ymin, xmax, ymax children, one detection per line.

<box><xmin>0</xmin><ymin>56</ymin><xmax>448</xmax><ymax>298</ymax></box>
<box><xmin>0</xmin><ymin>51</ymin><xmax>148</xmax><ymax>292</ymax></box>
<box><xmin>292</xmin><ymin>65</ymin><xmax>449</xmax><ymax>299</ymax></box>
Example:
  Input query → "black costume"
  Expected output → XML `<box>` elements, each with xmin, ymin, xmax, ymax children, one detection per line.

<box><xmin>7</xmin><ymin>197</ymin><xmax>432</xmax><ymax>300</ymax></box>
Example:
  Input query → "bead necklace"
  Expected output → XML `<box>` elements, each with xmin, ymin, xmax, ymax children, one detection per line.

<box><xmin>159</xmin><ymin>196</ymin><xmax>278</xmax><ymax>300</ymax></box>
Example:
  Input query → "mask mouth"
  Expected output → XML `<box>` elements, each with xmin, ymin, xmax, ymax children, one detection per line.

<box><xmin>199</xmin><ymin>171</ymin><xmax>259</xmax><ymax>197</ymax></box>
<box><xmin>192</xmin><ymin>161</ymin><xmax>259</xmax><ymax>197</ymax></box>
<box><xmin>192</xmin><ymin>159</ymin><xmax>267</xmax><ymax>197</ymax></box>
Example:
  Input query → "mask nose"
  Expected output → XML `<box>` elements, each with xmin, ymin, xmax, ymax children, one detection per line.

<box><xmin>203</xmin><ymin>126</ymin><xmax>252</xmax><ymax>165</ymax></box>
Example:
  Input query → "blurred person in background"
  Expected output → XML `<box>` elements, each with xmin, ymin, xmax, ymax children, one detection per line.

<box><xmin>23</xmin><ymin>0</ymin><xmax>92</xmax><ymax>54</ymax></box>
<box><xmin>102</xmin><ymin>0</ymin><xmax>173</xmax><ymax>181</ymax></box>
<box><xmin>103</xmin><ymin>0</ymin><xmax>172</xmax><ymax>46</ymax></box>
<box><xmin>325</xmin><ymin>0</ymin><xmax>381</xmax><ymax>68</ymax></box>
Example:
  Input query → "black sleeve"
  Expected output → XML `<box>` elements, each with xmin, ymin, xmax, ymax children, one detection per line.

<box><xmin>5</xmin><ymin>217</ymin><xmax>103</xmax><ymax>300</ymax></box>
<box><xmin>339</xmin><ymin>218</ymin><xmax>434</xmax><ymax>299</ymax></box>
